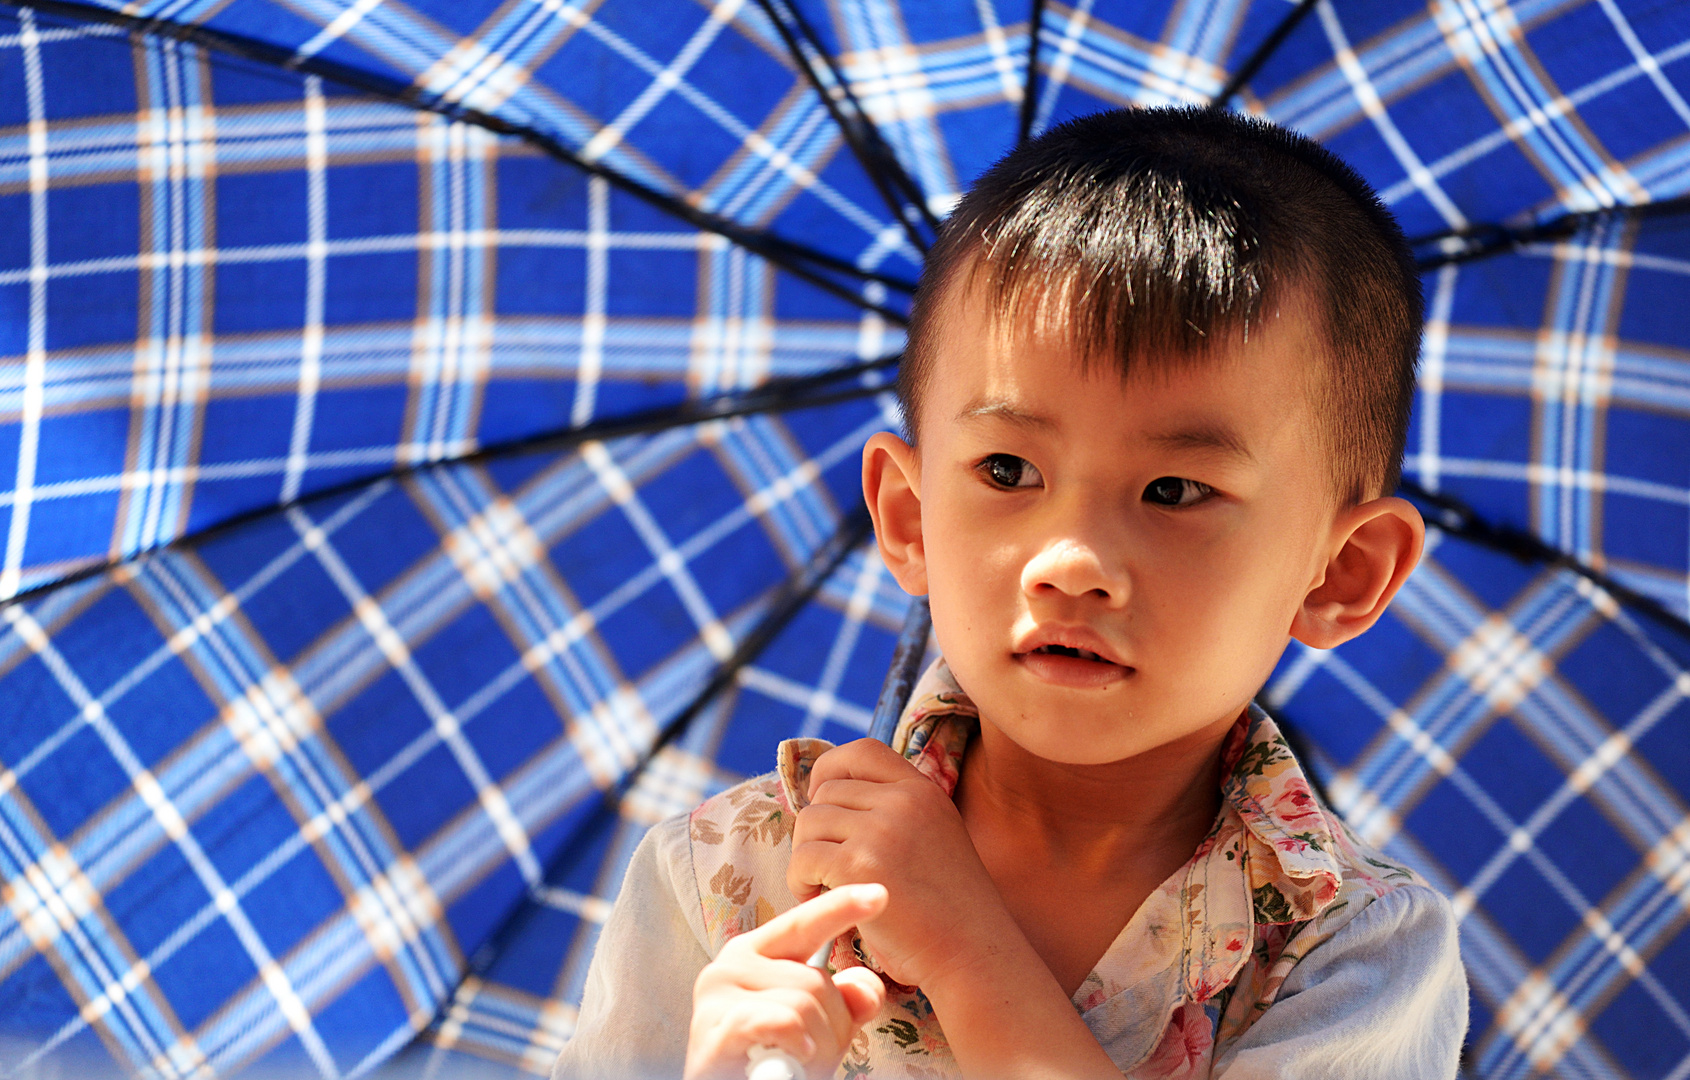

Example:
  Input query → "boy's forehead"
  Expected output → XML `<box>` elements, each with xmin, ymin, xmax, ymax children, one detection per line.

<box><xmin>924</xmin><ymin>270</ymin><xmax>1327</xmax><ymax>410</ymax></box>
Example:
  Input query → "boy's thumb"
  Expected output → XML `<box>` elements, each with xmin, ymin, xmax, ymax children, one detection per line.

<box><xmin>833</xmin><ymin>966</ymin><xmax>887</xmax><ymax>1028</ymax></box>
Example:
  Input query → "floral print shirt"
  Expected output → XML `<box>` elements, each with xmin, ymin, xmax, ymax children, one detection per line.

<box><xmin>557</xmin><ymin>661</ymin><xmax>1468</xmax><ymax>1079</ymax></box>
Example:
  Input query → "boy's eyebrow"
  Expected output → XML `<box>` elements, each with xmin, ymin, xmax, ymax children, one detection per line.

<box><xmin>957</xmin><ymin>400</ymin><xmax>1255</xmax><ymax>461</ymax></box>
<box><xmin>955</xmin><ymin>399</ymin><xmax>1056</xmax><ymax>429</ymax></box>
<box><xmin>1148</xmin><ymin>424</ymin><xmax>1255</xmax><ymax>461</ymax></box>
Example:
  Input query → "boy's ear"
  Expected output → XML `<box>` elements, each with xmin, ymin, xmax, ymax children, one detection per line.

<box><xmin>1291</xmin><ymin>496</ymin><xmax>1425</xmax><ymax>649</ymax></box>
<box><xmin>862</xmin><ymin>431</ymin><xmax>927</xmax><ymax>596</ymax></box>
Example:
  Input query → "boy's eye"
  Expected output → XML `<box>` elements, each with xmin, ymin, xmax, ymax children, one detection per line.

<box><xmin>979</xmin><ymin>453</ymin><xmax>1043</xmax><ymax>489</ymax></box>
<box><xmin>1143</xmin><ymin>476</ymin><xmax>1213</xmax><ymax>507</ymax></box>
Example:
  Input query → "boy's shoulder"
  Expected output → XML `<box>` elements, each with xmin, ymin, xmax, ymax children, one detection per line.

<box><xmin>683</xmin><ymin>737</ymin><xmax>834</xmax><ymax>950</ymax></box>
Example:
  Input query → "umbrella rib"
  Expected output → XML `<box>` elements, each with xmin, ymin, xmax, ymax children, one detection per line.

<box><xmin>2</xmin><ymin>0</ymin><xmax>918</xmax><ymax>319</ymax></box>
<box><xmin>0</xmin><ymin>354</ymin><xmax>902</xmax><ymax>609</ymax></box>
<box><xmin>1401</xmin><ymin>480</ymin><xmax>1690</xmax><ymax>644</ymax></box>
<box><xmin>1208</xmin><ymin>0</ymin><xmax>1319</xmax><ymax>110</ymax></box>
<box><xmin>1017</xmin><ymin>0</ymin><xmax>1046</xmax><ymax>146</ymax></box>
<box><xmin>1412</xmin><ymin>193</ymin><xmax>1690</xmax><ymax>270</ymax></box>
<box><xmin>868</xmin><ymin>595</ymin><xmax>931</xmax><ymax>744</ymax></box>
<box><xmin>753</xmin><ymin>0</ymin><xmax>940</xmax><ymax>252</ymax></box>
<box><xmin>605</xmin><ymin>507</ymin><xmax>877</xmax><ymax>806</ymax></box>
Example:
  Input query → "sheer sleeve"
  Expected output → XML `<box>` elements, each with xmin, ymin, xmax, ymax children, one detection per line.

<box><xmin>553</xmin><ymin>812</ymin><xmax>712</xmax><ymax>1080</ymax></box>
<box><xmin>1214</xmin><ymin>885</ymin><xmax>1468</xmax><ymax>1079</ymax></box>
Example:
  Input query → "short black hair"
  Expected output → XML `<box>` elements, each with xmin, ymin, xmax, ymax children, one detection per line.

<box><xmin>898</xmin><ymin>106</ymin><xmax>1421</xmax><ymax>505</ymax></box>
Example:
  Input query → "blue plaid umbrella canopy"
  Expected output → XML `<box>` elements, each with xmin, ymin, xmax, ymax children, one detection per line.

<box><xmin>0</xmin><ymin>1</ymin><xmax>1687</xmax><ymax>1078</ymax></box>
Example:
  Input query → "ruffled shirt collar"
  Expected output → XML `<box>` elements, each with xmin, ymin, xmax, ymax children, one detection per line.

<box><xmin>775</xmin><ymin>658</ymin><xmax>1344</xmax><ymax>1066</ymax></box>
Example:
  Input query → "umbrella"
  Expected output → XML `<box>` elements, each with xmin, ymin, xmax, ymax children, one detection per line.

<box><xmin>0</xmin><ymin>1</ymin><xmax>1685</xmax><ymax>1078</ymax></box>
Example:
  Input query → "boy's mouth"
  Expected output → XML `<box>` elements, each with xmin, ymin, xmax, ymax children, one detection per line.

<box><xmin>1032</xmin><ymin>644</ymin><xmax>1107</xmax><ymax>662</ymax></box>
<box><xmin>1017</xmin><ymin>636</ymin><xmax>1132</xmax><ymax>689</ymax></box>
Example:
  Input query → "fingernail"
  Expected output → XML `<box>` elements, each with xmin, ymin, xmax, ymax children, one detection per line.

<box><xmin>801</xmin><ymin>1035</ymin><xmax>816</xmax><ymax>1058</ymax></box>
<box><xmin>846</xmin><ymin>883</ymin><xmax>888</xmax><ymax>905</ymax></box>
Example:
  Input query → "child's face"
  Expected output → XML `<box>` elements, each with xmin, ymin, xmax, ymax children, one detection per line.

<box><xmin>881</xmin><ymin>279</ymin><xmax>1349</xmax><ymax>766</ymax></box>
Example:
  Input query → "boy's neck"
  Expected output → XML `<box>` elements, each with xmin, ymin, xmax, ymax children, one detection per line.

<box><xmin>955</xmin><ymin>706</ymin><xmax>1239</xmax><ymax>872</ymax></box>
<box><xmin>952</xmin><ymin>705</ymin><xmax>1242</xmax><ymax>997</ymax></box>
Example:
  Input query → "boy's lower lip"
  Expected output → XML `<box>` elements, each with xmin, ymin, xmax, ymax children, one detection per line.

<box><xmin>1014</xmin><ymin>650</ymin><xmax>1132</xmax><ymax>688</ymax></box>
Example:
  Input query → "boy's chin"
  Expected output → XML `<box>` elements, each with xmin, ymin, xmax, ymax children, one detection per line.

<box><xmin>984</xmin><ymin>715</ymin><xmax>1159</xmax><ymax>767</ymax></box>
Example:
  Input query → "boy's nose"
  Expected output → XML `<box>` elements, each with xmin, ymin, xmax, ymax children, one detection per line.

<box><xmin>1020</xmin><ymin>539</ymin><xmax>1129</xmax><ymax>607</ymax></box>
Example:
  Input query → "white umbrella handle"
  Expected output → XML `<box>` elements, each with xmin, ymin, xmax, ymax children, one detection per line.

<box><xmin>745</xmin><ymin>1045</ymin><xmax>807</xmax><ymax>1080</ymax></box>
<box><xmin>745</xmin><ymin>940</ymin><xmax>834</xmax><ymax>1080</ymax></box>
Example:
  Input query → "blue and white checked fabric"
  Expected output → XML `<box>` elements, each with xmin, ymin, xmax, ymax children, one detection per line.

<box><xmin>0</xmin><ymin>390</ymin><xmax>903</xmax><ymax>1076</ymax></box>
<box><xmin>1407</xmin><ymin>210</ymin><xmax>1690</xmax><ymax>622</ymax></box>
<box><xmin>0</xmin><ymin>2</ymin><xmax>910</xmax><ymax>600</ymax></box>
<box><xmin>2</xmin><ymin>2</ymin><xmax>1690</xmax><ymax>1078</ymax></box>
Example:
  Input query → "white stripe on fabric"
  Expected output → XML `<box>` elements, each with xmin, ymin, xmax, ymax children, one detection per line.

<box><xmin>1437</xmin><ymin>0</ymin><xmax>1639</xmax><ymax>211</ymax></box>
<box><xmin>288</xmin><ymin>505</ymin><xmax>545</xmax><ymax>887</ymax></box>
<box><xmin>581</xmin><ymin>441</ymin><xmax>735</xmax><ymax>662</ymax></box>
<box><xmin>282</xmin><ymin>75</ymin><xmax>329</xmax><ymax>504</ymax></box>
<box><xmin>279</xmin><ymin>0</ymin><xmax>443</xmax><ymax>77</ymax></box>
<box><xmin>1534</xmin><ymin>217</ymin><xmax>1622</xmax><ymax>564</ymax></box>
<box><xmin>0</xmin><ymin>229</ymin><xmax>707</xmax><ymax>288</ymax></box>
<box><xmin>406</xmin><ymin>119</ymin><xmax>495</xmax><ymax>465</ymax></box>
<box><xmin>1317</xmin><ymin>0</ymin><xmax>1469</xmax><ymax>229</ymax></box>
<box><xmin>126</xmin><ymin>37</ymin><xmax>215</xmax><ymax>561</ymax></box>
<box><xmin>532</xmin><ymin>886</ymin><xmax>612</xmax><ymax>924</ymax></box>
<box><xmin>1400</xmin><ymin>456</ymin><xmax>1690</xmax><ymax>507</ymax></box>
<box><xmin>1</xmin><ymin>605</ymin><xmax>341</xmax><ymax>1080</ymax></box>
<box><xmin>1524</xmin><ymin>238</ymin><xmax>1690</xmax><ymax>278</ymax></box>
<box><xmin>796</xmin><ymin>543</ymin><xmax>883</xmax><ymax>739</ymax></box>
<box><xmin>1033</xmin><ymin>0</ymin><xmax>1098</xmax><ymax>136</ymax></box>
<box><xmin>1372</xmin><ymin>28</ymin><xmax>1690</xmax><ymax>207</ymax></box>
<box><xmin>293</xmin><ymin>0</ymin><xmax>390</xmax><ymax>63</ymax></box>
<box><xmin>737</xmin><ymin>665</ymin><xmax>875</xmax><ymax>732</ymax></box>
<box><xmin>571</xmin><ymin>176</ymin><xmax>610</xmax><ymax>427</ymax></box>
<box><xmin>855</xmin><ymin>281</ymin><xmax>891</xmax><ymax>363</ymax></box>
<box><xmin>1</xmin><ymin>7</ymin><xmax>48</xmax><ymax>598</ymax></box>
<box><xmin>973</xmin><ymin>0</ymin><xmax>1025</xmax><ymax>115</ymax></box>
<box><xmin>0</xmin><ymin>20</ymin><xmax>126</xmax><ymax>48</ymax></box>
<box><xmin>1416</xmin><ymin>263</ymin><xmax>1459</xmax><ymax>493</ymax></box>
<box><xmin>1594</xmin><ymin>0</ymin><xmax>1690</xmax><ymax>134</ymax></box>
<box><xmin>580</xmin><ymin>0</ymin><xmax>745</xmax><ymax>164</ymax></box>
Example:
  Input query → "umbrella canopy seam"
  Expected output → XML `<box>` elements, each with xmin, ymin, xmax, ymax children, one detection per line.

<box><xmin>753</xmin><ymin>0</ymin><xmax>940</xmax><ymax>253</ymax></box>
<box><xmin>1403</xmin><ymin>479</ymin><xmax>1690</xmax><ymax>645</ymax></box>
<box><xmin>458</xmin><ymin>509</ymin><xmax>877</xmax><ymax>998</ymax></box>
<box><xmin>1209</xmin><ymin>0</ymin><xmax>1321</xmax><ymax>111</ymax></box>
<box><xmin>1413</xmin><ymin>194</ymin><xmax>1690</xmax><ymax>271</ymax></box>
<box><xmin>0</xmin><ymin>354</ymin><xmax>902</xmax><ymax>609</ymax></box>
<box><xmin>1017</xmin><ymin>0</ymin><xmax>1047</xmax><ymax>147</ymax></box>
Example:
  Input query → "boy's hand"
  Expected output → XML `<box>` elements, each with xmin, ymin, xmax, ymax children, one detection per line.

<box><xmin>788</xmin><ymin>739</ymin><xmax>1018</xmax><ymax>992</ymax></box>
<box><xmin>685</xmin><ymin>884</ymin><xmax>889</xmax><ymax>1080</ymax></box>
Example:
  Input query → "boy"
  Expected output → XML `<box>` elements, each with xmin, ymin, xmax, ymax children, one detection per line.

<box><xmin>557</xmin><ymin>106</ymin><xmax>1467</xmax><ymax>1079</ymax></box>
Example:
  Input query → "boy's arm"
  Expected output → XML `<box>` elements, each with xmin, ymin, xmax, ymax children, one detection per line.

<box><xmin>553</xmin><ymin>813</ymin><xmax>708</xmax><ymax>1080</ymax></box>
<box><xmin>917</xmin><ymin>938</ymin><xmax>1129</xmax><ymax>1080</ymax></box>
<box><xmin>1213</xmin><ymin>884</ymin><xmax>1467</xmax><ymax>1079</ymax></box>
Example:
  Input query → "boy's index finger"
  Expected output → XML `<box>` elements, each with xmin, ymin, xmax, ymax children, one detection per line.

<box><xmin>739</xmin><ymin>883</ymin><xmax>888</xmax><ymax>962</ymax></box>
<box><xmin>807</xmin><ymin>738</ymin><xmax>917</xmax><ymax>799</ymax></box>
